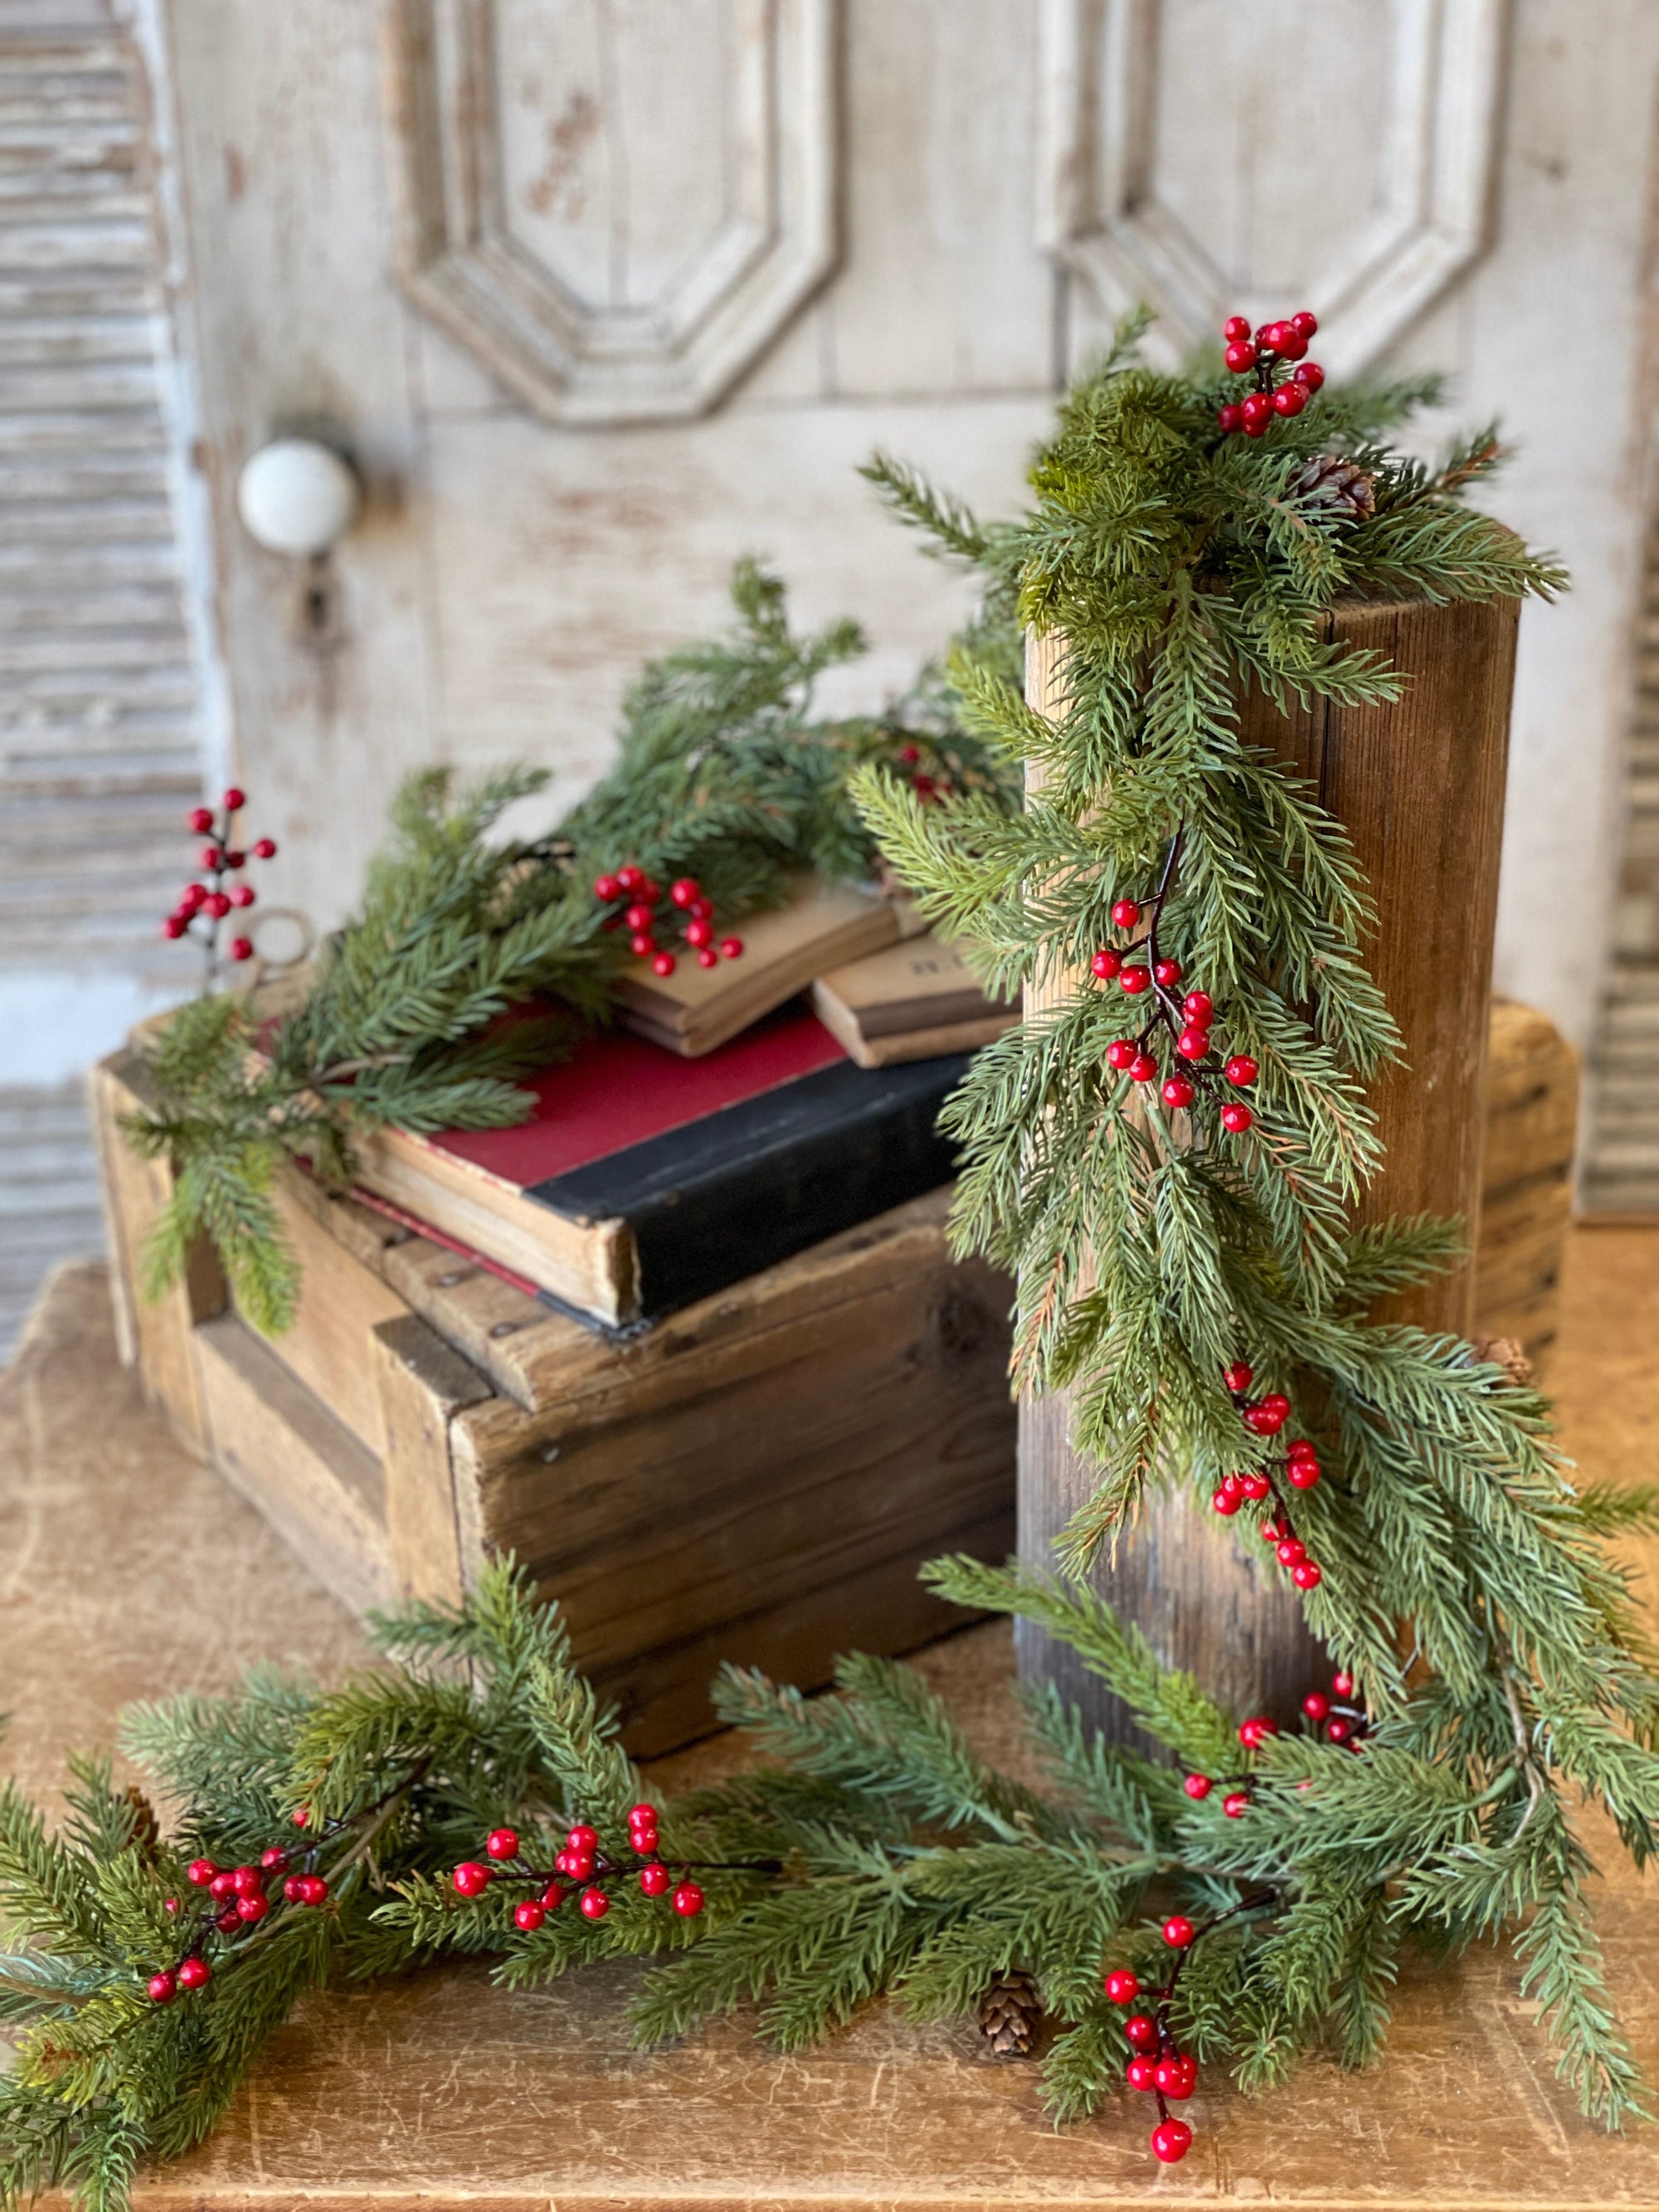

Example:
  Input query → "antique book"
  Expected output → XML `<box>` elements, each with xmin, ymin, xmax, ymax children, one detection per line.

<box><xmin>344</xmin><ymin>1008</ymin><xmax>970</xmax><ymax>1328</ymax></box>
<box><xmin>811</xmin><ymin>931</ymin><xmax>1020</xmax><ymax>1067</ymax></box>
<box><xmin>611</xmin><ymin>874</ymin><xmax>901</xmax><ymax>1056</ymax></box>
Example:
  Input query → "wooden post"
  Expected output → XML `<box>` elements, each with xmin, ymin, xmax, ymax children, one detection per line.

<box><xmin>1017</xmin><ymin>597</ymin><xmax>1521</xmax><ymax>1737</ymax></box>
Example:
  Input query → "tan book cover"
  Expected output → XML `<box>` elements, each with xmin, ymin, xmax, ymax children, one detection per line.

<box><xmin>611</xmin><ymin>874</ymin><xmax>901</xmax><ymax>1057</ymax></box>
<box><xmin>811</xmin><ymin>933</ymin><xmax>1020</xmax><ymax>1068</ymax></box>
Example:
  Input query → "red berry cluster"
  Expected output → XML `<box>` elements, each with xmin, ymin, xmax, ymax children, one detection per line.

<box><xmin>894</xmin><ymin>740</ymin><xmax>953</xmax><ymax>805</ymax></box>
<box><xmin>146</xmin><ymin>1806</ymin><xmax>328</xmax><ymax>2004</ymax></box>
<box><xmin>450</xmin><ymin>1804</ymin><xmax>705</xmax><ymax>1927</ymax></box>
<box><xmin>162</xmin><ymin>788</ymin><xmax>277</xmax><ymax>968</ymax></box>
<box><xmin>1215</xmin><ymin>309</ymin><xmax>1325</xmax><ymax>439</ymax></box>
<box><xmin>1209</xmin><ymin>1361</ymin><xmax>1326</xmax><ymax>1594</ymax></box>
<box><xmin>592</xmin><ymin>866</ymin><xmax>744</xmax><ymax>980</ymax></box>
<box><xmin>1180</xmin><ymin>1668</ymin><xmax>1370</xmax><ymax>1821</ymax></box>
<box><xmin>1094</xmin><ymin>884</ymin><xmax>1258</xmax><ymax>1138</ymax></box>
<box><xmin>1102</xmin><ymin>1918</ymin><xmax>1216</xmax><ymax>2164</ymax></box>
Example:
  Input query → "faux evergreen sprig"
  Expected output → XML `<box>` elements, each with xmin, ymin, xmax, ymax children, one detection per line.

<box><xmin>124</xmin><ymin>560</ymin><xmax>1019</xmax><ymax>1331</ymax></box>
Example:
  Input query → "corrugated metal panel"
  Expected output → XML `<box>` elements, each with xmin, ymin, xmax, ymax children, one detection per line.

<box><xmin>1582</xmin><ymin>534</ymin><xmax>1659</xmax><ymax>1212</ymax></box>
<box><xmin>0</xmin><ymin>19</ymin><xmax>205</xmax><ymax>971</ymax></box>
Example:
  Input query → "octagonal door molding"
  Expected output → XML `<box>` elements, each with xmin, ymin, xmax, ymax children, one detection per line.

<box><xmin>382</xmin><ymin>0</ymin><xmax>838</xmax><ymax>425</ymax></box>
<box><xmin>1037</xmin><ymin>0</ymin><xmax>1507</xmax><ymax>377</ymax></box>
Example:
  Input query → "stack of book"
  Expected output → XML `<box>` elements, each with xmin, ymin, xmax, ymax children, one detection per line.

<box><xmin>346</xmin><ymin>875</ymin><xmax>1019</xmax><ymax>1331</ymax></box>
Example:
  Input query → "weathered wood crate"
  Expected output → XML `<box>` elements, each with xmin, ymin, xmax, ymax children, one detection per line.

<box><xmin>90</xmin><ymin>1048</ymin><xmax>1017</xmax><ymax>1755</ymax></box>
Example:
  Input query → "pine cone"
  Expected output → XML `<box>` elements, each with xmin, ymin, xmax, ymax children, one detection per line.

<box><xmin>977</xmin><ymin>1967</ymin><xmax>1044</xmax><ymax>2058</ymax></box>
<box><xmin>1472</xmin><ymin>1334</ymin><xmax>1535</xmax><ymax>1389</ymax></box>
<box><xmin>1295</xmin><ymin>455</ymin><xmax>1376</xmax><ymax>521</ymax></box>
<box><xmin>122</xmin><ymin>1784</ymin><xmax>162</xmax><ymax>1862</ymax></box>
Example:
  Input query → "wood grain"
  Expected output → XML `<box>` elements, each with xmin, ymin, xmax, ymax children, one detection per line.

<box><xmin>372</xmin><ymin>1311</ymin><xmax>491</xmax><ymax>1607</ymax></box>
<box><xmin>1018</xmin><ymin>600</ymin><xmax>1519</xmax><ymax>1738</ymax></box>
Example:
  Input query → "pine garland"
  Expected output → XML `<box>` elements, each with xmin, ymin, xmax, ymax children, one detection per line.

<box><xmin>122</xmin><ymin>560</ymin><xmax>1019</xmax><ymax>1331</ymax></box>
<box><xmin>24</xmin><ymin>314</ymin><xmax>1658</xmax><ymax>2200</ymax></box>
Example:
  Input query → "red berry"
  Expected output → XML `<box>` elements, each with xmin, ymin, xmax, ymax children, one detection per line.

<box><xmin>452</xmin><ymin>1862</ymin><xmax>491</xmax><ymax>1898</ymax></box>
<box><xmin>199</xmin><ymin>891</ymin><xmax>229</xmax><ymax>920</ymax></box>
<box><xmin>283</xmin><ymin>1875</ymin><xmax>305</xmax><ymax>1902</ymax></box>
<box><xmin>1151</xmin><ymin>2118</ymin><xmax>1193</xmax><ymax>2164</ymax></box>
<box><xmin>593</xmin><ymin>874</ymin><xmax>621</xmax><ymax>902</ymax></box>
<box><xmin>299</xmin><ymin>1875</ymin><xmax>328</xmax><ymax>1906</ymax></box>
<box><xmin>163</xmin><ymin>915</ymin><xmax>188</xmax><ymax>940</ymax></box>
<box><xmin>1272</xmin><ymin>382</ymin><xmax>1306</xmax><ymax>417</ymax></box>
<box><xmin>1292</xmin><ymin>1560</ymin><xmax>1323</xmax><ymax>1590</ymax></box>
<box><xmin>229</xmin><ymin>884</ymin><xmax>255</xmax><ymax>907</ymax></box>
<box><xmin>1332</xmin><ymin>1671</ymin><xmax>1355</xmax><ymax>1698</ymax></box>
<box><xmin>1155</xmin><ymin>2054</ymin><xmax>1196</xmax><ymax>2097</ymax></box>
<box><xmin>228</xmin><ymin>936</ymin><xmax>254</xmax><ymax>963</ymax></box>
<box><xmin>1181</xmin><ymin>991</ymin><xmax>1212</xmax><ymax>1024</ymax></box>
<box><xmin>688</xmin><ymin>897</ymin><xmax>713</xmax><ymax>919</ymax></box>
<box><xmin>540</xmin><ymin>1883</ymin><xmax>565</xmax><ymax>1909</ymax></box>
<box><xmin>199</xmin><ymin>845</ymin><xmax>223</xmax><ymax>870</ymax></box>
<box><xmin>1291</xmin><ymin>310</ymin><xmax>1318</xmax><ymax>339</ymax></box>
<box><xmin>1278</xmin><ymin>329</ymin><xmax>1307</xmax><ymax>362</ymax></box>
<box><xmin>1221</xmin><ymin>1472</ymin><xmax>1244</xmax><ymax>1498</ymax></box>
<box><xmin>231</xmin><ymin>1865</ymin><xmax>263</xmax><ymax>1897</ymax></box>
<box><xmin>671</xmin><ymin>1881</ymin><xmax>705</xmax><ymax>1918</ymax></box>
<box><xmin>251</xmin><ymin>837</ymin><xmax>277</xmax><ymax>860</ymax></box>
<box><xmin>681</xmin><ymin>919</ymin><xmax>712</xmax><ymax>950</ymax></box>
<box><xmin>631</xmin><ymin>1829</ymin><xmax>659</xmax><ymax>1857</ymax></box>
<box><xmin>1224</xmin><ymin>341</ymin><xmax>1257</xmax><ymax>373</ymax></box>
<box><xmin>566</xmin><ymin>1824</ymin><xmax>598</xmax><ymax>1853</ymax></box>
<box><xmin>1225</xmin><ymin>1054</ymin><xmax>1258</xmax><ymax>1087</ymax></box>
<box><xmin>581</xmin><ymin>1888</ymin><xmax>615</xmax><ymax>1922</ymax></box>
<box><xmin>640</xmin><ymin>879</ymin><xmax>662</xmax><ymax>904</ymax></box>
<box><xmin>719</xmin><ymin>936</ymin><xmax>744</xmax><ymax>960</ymax></box>
<box><xmin>1293</xmin><ymin>362</ymin><xmax>1326</xmax><ymax>393</ymax></box>
<box><xmin>209</xmin><ymin>1871</ymin><xmax>235</xmax><ymax>1899</ymax></box>
<box><xmin>236</xmin><ymin>1892</ymin><xmax>270</xmax><ymax>1923</ymax></box>
<box><xmin>1265</xmin><ymin>322</ymin><xmax>1293</xmax><ymax>352</ymax></box>
<box><xmin>1240</xmin><ymin>390</ymin><xmax>1272</xmax><ymax>425</ymax></box>
<box><xmin>1127</xmin><ymin>1052</ymin><xmax>1158</xmax><ymax>1084</ymax></box>
<box><xmin>1175</xmin><ymin>1025</ymin><xmax>1209</xmax><ymax>1060</ymax></box>
<box><xmin>565</xmin><ymin>1853</ymin><xmax>596</xmax><ymax>1884</ymax></box>
<box><xmin>1223</xmin><ymin>315</ymin><xmax>1252</xmax><ymax>342</ymax></box>
<box><xmin>624</xmin><ymin>903</ymin><xmax>654</xmax><ymax>933</ymax></box>
<box><xmin>896</xmin><ymin>742</ymin><xmax>922</xmax><ymax>764</ymax></box>
<box><xmin>216</xmin><ymin>1905</ymin><xmax>242</xmax><ymax>1933</ymax></box>
<box><xmin>1126</xmin><ymin>2055</ymin><xmax>1159</xmax><ymax>2092</ymax></box>
<box><xmin>1106</xmin><ymin>1038</ymin><xmax>1136</xmax><ymax>1070</ymax></box>
<box><xmin>1162</xmin><ymin>1915</ymin><xmax>1195</xmax><ymax>1948</ymax></box>
<box><xmin>1223</xmin><ymin>1362</ymin><xmax>1253</xmax><ymax>1394</ymax></box>
<box><xmin>1161</xmin><ymin>1076</ymin><xmax>1194</xmax><ymax>1110</ymax></box>
<box><xmin>1091</xmin><ymin>947</ymin><xmax>1121</xmax><ymax>980</ymax></box>
<box><xmin>222</xmin><ymin>787</ymin><xmax>246</xmax><ymax>812</ymax></box>
<box><xmin>629</xmin><ymin>933</ymin><xmax>654</xmax><ymax>958</ymax></box>
<box><xmin>912</xmin><ymin>774</ymin><xmax>936</xmax><ymax>799</ymax></box>
<box><xmin>1124</xmin><ymin>2013</ymin><xmax>1158</xmax><ymax>2050</ymax></box>
<box><xmin>1243</xmin><ymin>1393</ymin><xmax>1290</xmax><ymax>1435</ymax></box>
<box><xmin>1211</xmin><ymin>1487</ymin><xmax>1240</xmax><ymax>1517</ymax></box>
<box><xmin>669</xmin><ymin>880</ymin><xmax>699</xmax><ymax>908</ymax></box>
<box><xmin>1260</xmin><ymin>1517</ymin><xmax>1284</xmax><ymax>1544</ymax></box>
<box><xmin>1224</xmin><ymin>1791</ymin><xmax>1249</xmax><ymax>1819</ymax></box>
<box><xmin>1277</xmin><ymin>1538</ymin><xmax>1306</xmax><ymax>1567</ymax></box>
<box><xmin>292</xmin><ymin>1808</ymin><xmax>309</xmax><ymax>1827</ymax></box>
<box><xmin>1221</xmin><ymin>1102</ymin><xmax>1253</xmax><ymax>1134</ymax></box>
<box><xmin>1302</xmin><ymin>1692</ymin><xmax>1331</xmax><ymax>1722</ymax></box>
<box><xmin>178</xmin><ymin>1957</ymin><xmax>211</xmax><ymax>1991</ymax></box>
<box><xmin>148</xmin><ymin>1969</ymin><xmax>177</xmax><ymax>2005</ymax></box>
<box><xmin>651</xmin><ymin>951</ymin><xmax>677</xmax><ymax>977</ymax></box>
<box><xmin>1183</xmin><ymin>1772</ymin><xmax>1213</xmax><ymax>1800</ymax></box>
<box><xmin>1240</xmin><ymin>1471</ymin><xmax>1272</xmax><ymax>1500</ymax></box>
<box><xmin>221</xmin><ymin>849</ymin><xmax>246</xmax><ymax>869</ymax></box>
<box><xmin>697</xmin><ymin>948</ymin><xmax>718</xmax><ymax>968</ymax></box>
<box><xmin>1118</xmin><ymin>965</ymin><xmax>1151</xmax><ymax>996</ymax></box>
<box><xmin>629</xmin><ymin>1802</ymin><xmax>659</xmax><ymax>1829</ymax></box>
<box><xmin>187</xmin><ymin>806</ymin><xmax>215</xmax><ymax>834</ymax></box>
<box><xmin>1105</xmin><ymin>1968</ymin><xmax>1140</xmax><ymax>2005</ymax></box>
<box><xmin>1287</xmin><ymin>1437</ymin><xmax>1318</xmax><ymax>1461</ymax></box>
<box><xmin>513</xmin><ymin>1899</ymin><xmax>545</xmax><ymax>1932</ymax></box>
<box><xmin>1326</xmin><ymin>1716</ymin><xmax>1351</xmax><ymax>1743</ymax></box>
<box><xmin>1217</xmin><ymin>404</ymin><xmax>1243</xmax><ymax>435</ymax></box>
<box><xmin>1287</xmin><ymin>1456</ymin><xmax>1320</xmax><ymax>1490</ymax></box>
<box><xmin>1153</xmin><ymin>958</ymin><xmax>1181</xmax><ymax>986</ymax></box>
<box><xmin>1111</xmin><ymin>898</ymin><xmax>1141</xmax><ymax>930</ymax></box>
<box><xmin>616</xmin><ymin>866</ymin><xmax>644</xmax><ymax>892</ymax></box>
<box><xmin>164</xmin><ymin>1897</ymin><xmax>179</xmax><ymax>1913</ymax></box>
<box><xmin>1238</xmin><ymin>1717</ymin><xmax>1277</xmax><ymax>1748</ymax></box>
<box><xmin>640</xmin><ymin>1863</ymin><xmax>671</xmax><ymax>1898</ymax></box>
<box><xmin>485</xmin><ymin>1827</ymin><xmax>520</xmax><ymax>1862</ymax></box>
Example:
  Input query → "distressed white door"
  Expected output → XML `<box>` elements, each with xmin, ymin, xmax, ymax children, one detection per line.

<box><xmin>134</xmin><ymin>0</ymin><xmax>1659</xmax><ymax>1111</ymax></box>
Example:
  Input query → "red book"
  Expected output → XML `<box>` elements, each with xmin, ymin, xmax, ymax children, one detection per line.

<box><xmin>348</xmin><ymin>1005</ymin><xmax>971</xmax><ymax>1329</ymax></box>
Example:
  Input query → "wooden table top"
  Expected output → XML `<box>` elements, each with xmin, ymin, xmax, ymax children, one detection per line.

<box><xmin>7</xmin><ymin>1242</ymin><xmax>1659</xmax><ymax>2209</ymax></box>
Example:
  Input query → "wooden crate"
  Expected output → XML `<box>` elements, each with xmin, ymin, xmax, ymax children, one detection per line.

<box><xmin>1474</xmin><ymin>998</ymin><xmax>1579</xmax><ymax>1369</ymax></box>
<box><xmin>89</xmin><ymin>1048</ymin><xmax>1017</xmax><ymax>1754</ymax></box>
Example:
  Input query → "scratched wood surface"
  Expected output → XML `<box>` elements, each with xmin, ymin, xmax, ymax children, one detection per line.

<box><xmin>1017</xmin><ymin>600</ymin><xmax>1517</xmax><ymax>1738</ymax></box>
<box><xmin>4</xmin><ymin>1230</ymin><xmax>1659</xmax><ymax>2207</ymax></box>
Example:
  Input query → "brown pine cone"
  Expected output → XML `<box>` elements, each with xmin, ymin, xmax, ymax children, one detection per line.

<box><xmin>122</xmin><ymin>1784</ymin><xmax>162</xmax><ymax>1862</ymax></box>
<box><xmin>1472</xmin><ymin>1334</ymin><xmax>1535</xmax><ymax>1389</ymax></box>
<box><xmin>977</xmin><ymin>1966</ymin><xmax>1044</xmax><ymax>2058</ymax></box>
<box><xmin>1294</xmin><ymin>455</ymin><xmax>1376</xmax><ymax>521</ymax></box>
